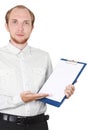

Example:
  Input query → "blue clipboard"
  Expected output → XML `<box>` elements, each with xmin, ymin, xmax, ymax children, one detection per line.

<box><xmin>39</xmin><ymin>58</ymin><xmax>87</xmax><ymax>107</ymax></box>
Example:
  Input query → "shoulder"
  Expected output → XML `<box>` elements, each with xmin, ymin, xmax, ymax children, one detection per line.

<box><xmin>0</xmin><ymin>45</ymin><xmax>8</xmax><ymax>53</ymax></box>
<box><xmin>30</xmin><ymin>46</ymin><xmax>48</xmax><ymax>54</ymax></box>
<box><xmin>29</xmin><ymin>46</ymin><xmax>50</xmax><ymax>58</ymax></box>
<box><xmin>29</xmin><ymin>46</ymin><xmax>52</xmax><ymax>67</ymax></box>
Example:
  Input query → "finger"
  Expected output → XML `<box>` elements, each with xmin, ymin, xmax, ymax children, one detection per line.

<box><xmin>25</xmin><ymin>93</ymin><xmax>49</xmax><ymax>100</ymax></box>
<box><xmin>33</xmin><ymin>93</ymin><xmax>49</xmax><ymax>99</ymax></box>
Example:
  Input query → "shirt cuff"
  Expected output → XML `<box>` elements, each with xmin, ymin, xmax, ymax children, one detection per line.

<box><xmin>13</xmin><ymin>95</ymin><xmax>25</xmax><ymax>106</ymax></box>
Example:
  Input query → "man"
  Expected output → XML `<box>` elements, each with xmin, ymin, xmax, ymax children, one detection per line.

<box><xmin>0</xmin><ymin>5</ymin><xmax>75</xmax><ymax>130</ymax></box>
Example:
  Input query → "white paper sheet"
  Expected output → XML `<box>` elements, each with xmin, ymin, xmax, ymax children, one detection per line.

<box><xmin>39</xmin><ymin>59</ymin><xmax>85</xmax><ymax>103</ymax></box>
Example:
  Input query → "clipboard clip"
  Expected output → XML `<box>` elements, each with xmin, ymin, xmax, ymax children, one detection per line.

<box><xmin>61</xmin><ymin>58</ymin><xmax>78</xmax><ymax>65</ymax></box>
<box><xmin>66</xmin><ymin>60</ymin><xmax>78</xmax><ymax>65</ymax></box>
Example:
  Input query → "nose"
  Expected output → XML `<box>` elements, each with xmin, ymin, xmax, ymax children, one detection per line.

<box><xmin>18</xmin><ymin>23</ymin><xmax>24</xmax><ymax>31</ymax></box>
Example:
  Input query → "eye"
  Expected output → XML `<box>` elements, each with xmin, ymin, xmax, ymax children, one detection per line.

<box><xmin>12</xmin><ymin>19</ymin><xmax>17</xmax><ymax>24</ymax></box>
<box><xmin>24</xmin><ymin>20</ymin><xmax>30</xmax><ymax>25</ymax></box>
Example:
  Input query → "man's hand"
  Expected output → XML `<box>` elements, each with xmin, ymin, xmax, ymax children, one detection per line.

<box><xmin>20</xmin><ymin>91</ymin><xmax>49</xmax><ymax>102</ymax></box>
<box><xmin>64</xmin><ymin>84</ymin><xmax>75</xmax><ymax>98</ymax></box>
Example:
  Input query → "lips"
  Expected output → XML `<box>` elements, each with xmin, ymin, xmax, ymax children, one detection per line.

<box><xmin>16</xmin><ymin>34</ymin><xmax>24</xmax><ymax>36</ymax></box>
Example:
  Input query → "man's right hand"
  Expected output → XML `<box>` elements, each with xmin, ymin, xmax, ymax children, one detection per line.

<box><xmin>20</xmin><ymin>91</ymin><xmax>49</xmax><ymax>102</ymax></box>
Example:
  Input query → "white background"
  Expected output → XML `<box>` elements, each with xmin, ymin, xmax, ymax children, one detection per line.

<box><xmin>0</xmin><ymin>0</ymin><xmax>87</xmax><ymax>129</ymax></box>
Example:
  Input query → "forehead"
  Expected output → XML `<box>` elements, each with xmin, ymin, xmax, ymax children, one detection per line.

<box><xmin>9</xmin><ymin>8</ymin><xmax>31</xmax><ymax>20</ymax></box>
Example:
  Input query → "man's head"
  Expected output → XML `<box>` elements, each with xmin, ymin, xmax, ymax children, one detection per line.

<box><xmin>5</xmin><ymin>5</ymin><xmax>35</xmax><ymax>27</ymax></box>
<box><xmin>5</xmin><ymin>5</ymin><xmax>35</xmax><ymax>45</ymax></box>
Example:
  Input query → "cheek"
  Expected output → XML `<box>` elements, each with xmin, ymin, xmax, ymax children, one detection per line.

<box><xmin>25</xmin><ymin>28</ymin><xmax>32</xmax><ymax>36</ymax></box>
<box><xmin>8</xmin><ymin>25</ymin><xmax>17</xmax><ymax>33</ymax></box>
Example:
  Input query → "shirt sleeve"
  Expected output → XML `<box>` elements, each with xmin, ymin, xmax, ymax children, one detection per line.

<box><xmin>0</xmin><ymin>94</ymin><xmax>25</xmax><ymax>110</ymax></box>
<box><xmin>45</xmin><ymin>53</ymin><xmax>53</xmax><ymax>81</ymax></box>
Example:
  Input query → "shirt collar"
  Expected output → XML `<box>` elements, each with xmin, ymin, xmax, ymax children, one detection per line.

<box><xmin>7</xmin><ymin>42</ymin><xmax>31</xmax><ymax>56</ymax></box>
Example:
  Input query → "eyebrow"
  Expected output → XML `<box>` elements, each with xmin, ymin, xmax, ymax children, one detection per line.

<box><xmin>11</xmin><ymin>19</ymin><xmax>30</xmax><ymax>21</ymax></box>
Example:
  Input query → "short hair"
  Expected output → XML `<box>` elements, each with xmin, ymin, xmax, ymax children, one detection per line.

<box><xmin>5</xmin><ymin>5</ymin><xmax>35</xmax><ymax>26</ymax></box>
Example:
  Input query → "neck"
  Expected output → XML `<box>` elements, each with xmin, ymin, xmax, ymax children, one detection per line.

<box><xmin>10</xmin><ymin>40</ymin><xmax>27</xmax><ymax>50</ymax></box>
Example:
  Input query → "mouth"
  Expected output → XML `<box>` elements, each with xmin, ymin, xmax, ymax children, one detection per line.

<box><xmin>16</xmin><ymin>34</ymin><xmax>24</xmax><ymax>37</ymax></box>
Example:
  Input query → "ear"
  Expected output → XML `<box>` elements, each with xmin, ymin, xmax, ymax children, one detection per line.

<box><xmin>5</xmin><ymin>23</ymin><xmax>9</xmax><ymax>32</ymax></box>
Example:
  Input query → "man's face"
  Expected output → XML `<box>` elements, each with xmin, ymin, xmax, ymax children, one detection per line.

<box><xmin>6</xmin><ymin>8</ymin><xmax>33</xmax><ymax>44</ymax></box>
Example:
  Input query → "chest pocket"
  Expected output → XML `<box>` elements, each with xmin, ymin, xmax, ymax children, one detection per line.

<box><xmin>28</xmin><ymin>67</ymin><xmax>46</xmax><ymax>92</ymax></box>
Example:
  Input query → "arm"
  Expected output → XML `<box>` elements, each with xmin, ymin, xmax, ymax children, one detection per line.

<box><xmin>20</xmin><ymin>91</ymin><xmax>49</xmax><ymax>102</ymax></box>
<box><xmin>0</xmin><ymin>92</ymin><xmax>49</xmax><ymax>110</ymax></box>
<box><xmin>0</xmin><ymin>94</ymin><xmax>24</xmax><ymax>110</ymax></box>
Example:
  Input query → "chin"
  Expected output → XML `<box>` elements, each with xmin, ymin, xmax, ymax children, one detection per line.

<box><xmin>11</xmin><ymin>37</ymin><xmax>28</xmax><ymax>44</ymax></box>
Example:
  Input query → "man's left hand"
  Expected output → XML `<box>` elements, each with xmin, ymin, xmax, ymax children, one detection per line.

<box><xmin>64</xmin><ymin>84</ymin><xmax>75</xmax><ymax>98</ymax></box>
